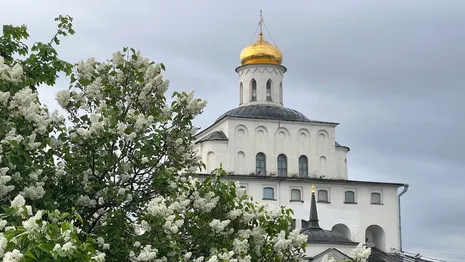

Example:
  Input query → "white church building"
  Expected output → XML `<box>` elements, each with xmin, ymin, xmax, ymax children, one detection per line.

<box><xmin>193</xmin><ymin>14</ymin><xmax>410</xmax><ymax>260</ymax></box>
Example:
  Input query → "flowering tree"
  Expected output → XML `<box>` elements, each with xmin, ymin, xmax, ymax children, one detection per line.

<box><xmin>0</xmin><ymin>16</ymin><xmax>308</xmax><ymax>261</ymax></box>
<box><xmin>321</xmin><ymin>243</ymin><xmax>371</xmax><ymax>262</ymax></box>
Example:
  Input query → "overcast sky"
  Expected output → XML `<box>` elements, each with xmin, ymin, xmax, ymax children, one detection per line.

<box><xmin>3</xmin><ymin>0</ymin><xmax>465</xmax><ymax>260</ymax></box>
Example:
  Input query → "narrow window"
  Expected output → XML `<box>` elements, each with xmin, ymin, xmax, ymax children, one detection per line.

<box><xmin>266</xmin><ymin>79</ymin><xmax>272</xmax><ymax>101</ymax></box>
<box><xmin>256</xmin><ymin>152</ymin><xmax>266</xmax><ymax>175</ymax></box>
<box><xmin>251</xmin><ymin>79</ymin><xmax>257</xmax><ymax>101</ymax></box>
<box><xmin>345</xmin><ymin>191</ymin><xmax>355</xmax><ymax>203</ymax></box>
<box><xmin>240</xmin><ymin>82</ymin><xmax>243</xmax><ymax>104</ymax></box>
<box><xmin>279</xmin><ymin>82</ymin><xmax>283</xmax><ymax>104</ymax></box>
<box><xmin>277</xmin><ymin>154</ymin><xmax>287</xmax><ymax>177</ymax></box>
<box><xmin>263</xmin><ymin>187</ymin><xmax>274</xmax><ymax>199</ymax></box>
<box><xmin>371</xmin><ymin>192</ymin><xmax>381</xmax><ymax>204</ymax></box>
<box><xmin>291</xmin><ymin>189</ymin><xmax>301</xmax><ymax>201</ymax></box>
<box><xmin>318</xmin><ymin>190</ymin><xmax>329</xmax><ymax>202</ymax></box>
<box><xmin>298</xmin><ymin>155</ymin><xmax>308</xmax><ymax>178</ymax></box>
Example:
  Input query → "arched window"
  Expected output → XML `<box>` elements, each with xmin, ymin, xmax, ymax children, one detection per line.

<box><xmin>239</xmin><ymin>82</ymin><xmax>243</xmax><ymax>104</ymax></box>
<box><xmin>277</xmin><ymin>154</ymin><xmax>287</xmax><ymax>177</ymax></box>
<box><xmin>256</xmin><ymin>152</ymin><xmax>266</xmax><ymax>175</ymax></box>
<box><xmin>345</xmin><ymin>191</ymin><xmax>356</xmax><ymax>203</ymax></box>
<box><xmin>291</xmin><ymin>189</ymin><xmax>301</xmax><ymax>201</ymax></box>
<box><xmin>279</xmin><ymin>82</ymin><xmax>283</xmax><ymax>104</ymax></box>
<box><xmin>266</xmin><ymin>79</ymin><xmax>272</xmax><ymax>101</ymax></box>
<box><xmin>298</xmin><ymin>155</ymin><xmax>308</xmax><ymax>178</ymax></box>
<box><xmin>251</xmin><ymin>79</ymin><xmax>257</xmax><ymax>101</ymax></box>
<box><xmin>318</xmin><ymin>190</ymin><xmax>329</xmax><ymax>202</ymax></box>
<box><xmin>371</xmin><ymin>192</ymin><xmax>381</xmax><ymax>204</ymax></box>
<box><xmin>263</xmin><ymin>187</ymin><xmax>274</xmax><ymax>199</ymax></box>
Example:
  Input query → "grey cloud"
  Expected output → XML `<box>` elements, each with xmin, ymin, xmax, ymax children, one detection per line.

<box><xmin>3</xmin><ymin>0</ymin><xmax>465</xmax><ymax>259</ymax></box>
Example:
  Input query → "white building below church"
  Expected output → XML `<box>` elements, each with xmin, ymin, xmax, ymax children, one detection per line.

<box><xmin>194</xmin><ymin>14</ymin><xmax>409</xmax><ymax>260</ymax></box>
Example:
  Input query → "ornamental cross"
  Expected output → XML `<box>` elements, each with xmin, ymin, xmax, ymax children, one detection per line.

<box><xmin>259</xmin><ymin>10</ymin><xmax>264</xmax><ymax>33</ymax></box>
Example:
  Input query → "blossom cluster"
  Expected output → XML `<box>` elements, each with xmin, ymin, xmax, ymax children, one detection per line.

<box><xmin>133</xmin><ymin>171</ymin><xmax>308</xmax><ymax>261</ymax></box>
<box><xmin>321</xmin><ymin>243</ymin><xmax>371</xmax><ymax>262</ymax></box>
<box><xmin>0</xmin><ymin>195</ymin><xmax>103</xmax><ymax>261</ymax></box>
<box><xmin>350</xmin><ymin>243</ymin><xmax>371</xmax><ymax>262</ymax></box>
<box><xmin>1</xmin><ymin>20</ymin><xmax>308</xmax><ymax>262</ymax></box>
<box><xmin>0</xmin><ymin>57</ymin><xmax>23</xmax><ymax>84</ymax></box>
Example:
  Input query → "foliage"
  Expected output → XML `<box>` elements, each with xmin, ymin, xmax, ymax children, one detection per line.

<box><xmin>0</xmin><ymin>16</ymin><xmax>309</xmax><ymax>261</ymax></box>
<box><xmin>321</xmin><ymin>243</ymin><xmax>371</xmax><ymax>262</ymax></box>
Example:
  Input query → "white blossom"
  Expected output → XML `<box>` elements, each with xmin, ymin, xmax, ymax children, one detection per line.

<box><xmin>3</xmin><ymin>249</ymin><xmax>23</xmax><ymax>262</ymax></box>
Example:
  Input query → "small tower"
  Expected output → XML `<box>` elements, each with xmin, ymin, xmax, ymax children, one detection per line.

<box><xmin>301</xmin><ymin>185</ymin><xmax>357</xmax><ymax>246</ymax></box>
<box><xmin>236</xmin><ymin>10</ymin><xmax>287</xmax><ymax>107</ymax></box>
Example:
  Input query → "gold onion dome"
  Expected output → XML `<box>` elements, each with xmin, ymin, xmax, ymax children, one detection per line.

<box><xmin>240</xmin><ymin>31</ymin><xmax>283</xmax><ymax>66</ymax></box>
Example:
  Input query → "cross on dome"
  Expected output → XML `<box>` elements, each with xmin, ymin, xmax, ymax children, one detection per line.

<box><xmin>238</xmin><ymin>10</ymin><xmax>283</xmax><ymax>66</ymax></box>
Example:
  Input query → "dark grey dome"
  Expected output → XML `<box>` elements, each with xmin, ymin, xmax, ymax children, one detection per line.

<box><xmin>216</xmin><ymin>104</ymin><xmax>311</xmax><ymax>123</ymax></box>
<box><xmin>301</xmin><ymin>229</ymin><xmax>355</xmax><ymax>245</ymax></box>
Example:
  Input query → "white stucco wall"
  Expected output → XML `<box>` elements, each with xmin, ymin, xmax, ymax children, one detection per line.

<box><xmin>193</xmin><ymin>60</ymin><xmax>404</xmax><ymax>256</ymax></box>
<box><xmin>195</xmin><ymin>117</ymin><xmax>348</xmax><ymax>180</ymax></box>
<box><xmin>229</xmin><ymin>177</ymin><xmax>401</xmax><ymax>252</ymax></box>
<box><xmin>237</xmin><ymin>64</ymin><xmax>285</xmax><ymax>106</ymax></box>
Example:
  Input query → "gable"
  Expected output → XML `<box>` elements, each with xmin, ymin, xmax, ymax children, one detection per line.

<box><xmin>310</xmin><ymin>248</ymin><xmax>352</xmax><ymax>262</ymax></box>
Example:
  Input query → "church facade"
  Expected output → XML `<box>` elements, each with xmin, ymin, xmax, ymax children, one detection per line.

<box><xmin>194</xmin><ymin>17</ymin><xmax>409</xmax><ymax>259</ymax></box>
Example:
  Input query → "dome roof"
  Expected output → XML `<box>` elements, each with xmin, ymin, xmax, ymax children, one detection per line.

<box><xmin>216</xmin><ymin>104</ymin><xmax>310</xmax><ymax>123</ymax></box>
<box><xmin>239</xmin><ymin>33</ymin><xmax>283</xmax><ymax>66</ymax></box>
<box><xmin>301</xmin><ymin>228</ymin><xmax>355</xmax><ymax>245</ymax></box>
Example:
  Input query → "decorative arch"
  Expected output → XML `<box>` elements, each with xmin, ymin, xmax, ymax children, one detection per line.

<box><xmin>365</xmin><ymin>225</ymin><xmax>386</xmax><ymax>251</ymax></box>
<box><xmin>235</xmin><ymin>125</ymin><xmax>248</xmax><ymax>149</ymax></box>
<box><xmin>274</xmin><ymin>127</ymin><xmax>291</xmax><ymax>152</ymax></box>
<box><xmin>254</xmin><ymin>126</ymin><xmax>269</xmax><ymax>136</ymax></box>
<box><xmin>255</xmin><ymin>126</ymin><xmax>269</xmax><ymax>151</ymax></box>
<box><xmin>318</xmin><ymin>156</ymin><xmax>327</xmax><ymax>175</ymax></box>
<box><xmin>239</xmin><ymin>82</ymin><xmax>243</xmax><ymax>104</ymax></box>
<box><xmin>236</xmin><ymin>151</ymin><xmax>246</xmax><ymax>174</ymax></box>
<box><xmin>297</xmin><ymin>128</ymin><xmax>310</xmax><ymax>152</ymax></box>
<box><xmin>235</xmin><ymin>124</ymin><xmax>249</xmax><ymax>138</ymax></box>
<box><xmin>207</xmin><ymin>151</ymin><xmax>216</xmax><ymax>173</ymax></box>
<box><xmin>250</xmin><ymin>79</ymin><xmax>257</xmax><ymax>101</ymax></box>
<box><xmin>332</xmin><ymin>224</ymin><xmax>352</xmax><ymax>239</ymax></box>
<box><xmin>266</xmin><ymin>79</ymin><xmax>272</xmax><ymax>101</ymax></box>
<box><xmin>317</xmin><ymin>130</ymin><xmax>329</xmax><ymax>149</ymax></box>
<box><xmin>274</xmin><ymin>127</ymin><xmax>291</xmax><ymax>138</ymax></box>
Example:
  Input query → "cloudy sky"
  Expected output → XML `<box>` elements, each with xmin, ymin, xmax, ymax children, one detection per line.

<box><xmin>3</xmin><ymin>0</ymin><xmax>465</xmax><ymax>260</ymax></box>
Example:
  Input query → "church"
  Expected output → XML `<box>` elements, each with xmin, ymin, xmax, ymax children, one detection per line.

<box><xmin>193</xmin><ymin>13</ymin><xmax>412</xmax><ymax>261</ymax></box>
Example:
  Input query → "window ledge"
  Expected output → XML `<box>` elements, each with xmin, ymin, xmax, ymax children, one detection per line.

<box><xmin>371</xmin><ymin>203</ymin><xmax>383</xmax><ymax>205</ymax></box>
<box><xmin>317</xmin><ymin>201</ymin><xmax>331</xmax><ymax>204</ymax></box>
<box><xmin>344</xmin><ymin>202</ymin><xmax>357</xmax><ymax>204</ymax></box>
<box><xmin>290</xmin><ymin>200</ymin><xmax>304</xmax><ymax>203</ymax></box>
<box><xmin>263</xmin><ymin>198</ymin><xmax>277</xmax><ymax>201</ymax></box>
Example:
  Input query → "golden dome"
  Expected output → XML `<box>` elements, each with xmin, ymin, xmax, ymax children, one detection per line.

<box><xmin>240</xmin><ymin>32</ymin><xmax>283</xmax><ymax>66</ymax></box>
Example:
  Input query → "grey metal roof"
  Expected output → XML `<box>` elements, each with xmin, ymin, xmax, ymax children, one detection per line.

<box><xmin>368</xmin><ymin>248</ymin><xmax>438</xmax><ymax>262</ymax></box>
<box><xmin>302</xmin><ymin>228</ymin><xmax>356</xmax><ymax>245</ymax></box>
<box><xmin>301</xmin><ymin>190</ymin><xmax>357</xmax><ymax>245</ymax></box>
<box><xmin>215</xmin><ymin>104</ymin><xmax>338</xmax><ymax>125</ymax></box>
<box><xmin>368</xmin><ymin>248</ymin><xmax>403</xmax><ymax>262</ymax></box>
<box><xmin>196</xmin><ymin>131</ymin><xmax>228</xmax><ymax>144</ymax></box>
<box><xmin>335</xmin><ymin>141</ymin><xmax>350</xmax><ymax>151</ymax></box>
<box><xmin>195</xmin><ymin>173</ymin><xmax>406</xmax><ymax>187</ymax></box>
